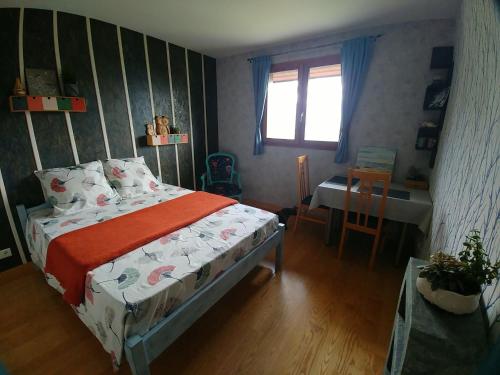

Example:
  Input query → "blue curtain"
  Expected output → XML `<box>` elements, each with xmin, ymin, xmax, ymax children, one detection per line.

<box><xmin>335</xmin><ymin>36</ymin><xmax>376</xmax><ymax>163</ymax></box>
<box><xmin>251</xmin><ymin>56</ymin><xmax>271</xmax><ymax>155</ymax></box>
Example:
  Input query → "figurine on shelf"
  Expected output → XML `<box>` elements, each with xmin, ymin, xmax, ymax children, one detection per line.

<box><xmin>155</xmin><ymin>115</ymin><xmax>169</xmax><ymax>136</ymax></box>
<box><xmin>145</xmin><ymin>122</ymin><xmax>155</xmax><ymax>136</ymax></box>
<box><xmin>13</xmin><ymin>78</ymin><xmax>26</xmax><ymax>96</ymax></box>
<box><xmin>161</xmin><ymin>116</ymin><xmax>170</xmax><ymax>134</ymax></box>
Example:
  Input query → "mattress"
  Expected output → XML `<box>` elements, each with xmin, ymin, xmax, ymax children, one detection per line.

<box><xmin>26</xmin><ymin>184</ymin><xmax>279</xmax><ymax>366</ymax></box>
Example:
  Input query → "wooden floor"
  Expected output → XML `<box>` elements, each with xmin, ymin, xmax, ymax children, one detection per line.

<box><xmin>0</xmin><ymin>221</ymin><xmax>405</xmax><ymax>375</ymax></box>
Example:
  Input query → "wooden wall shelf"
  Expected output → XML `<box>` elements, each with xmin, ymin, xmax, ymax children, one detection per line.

<box><xmin>9</xmin><ymin>96</ymin><xmax>87</xmax><ymax>112</ymax></box>
<box><xmin>146</xmin><ymin>134</ymin><xmax>189</xmax><ymax>146</ymax></box>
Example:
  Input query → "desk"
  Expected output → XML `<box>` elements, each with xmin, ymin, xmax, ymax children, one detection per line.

<box><xmin>309</xmin><ymin>177</ymin><xmax>433</xmax><ymax>262</ymax></box>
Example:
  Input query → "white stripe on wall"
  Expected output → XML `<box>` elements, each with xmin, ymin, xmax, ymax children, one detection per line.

<box><xmin>53</xmin><ymin>11</ymin><xmax>80</xmax><ymax>165</ymax></box>
<box><xmin>18</xmin><ymin>8</ymin><xmax>42</xmax><ymax>171</ymax></box>
<box><xmin>144</xmin><ymin>35</ymin><xmax>155</xmax><ymax>116</ymax></box>
<box><xmin>0</xmin><ymin>169</ymin><xmax>27</xmax><ymax>264</ymax></box>
<box><xmin>174</xmin><ymin>144</ymin><xmax>180</xmax><ymax>184</ymax></box>
<box><xmin>201</xmin><ymin>54</ymin><xmax>209</xmax><ymax>158</ymax></box>
<box><xmin>185</xmin><ymin>49</ymin><xmax>197</xmax><ymax>189</ymax></box>
<box><xmin>86</xmin><ymin>17</ymin><xmax>111</xmax><ymax>159</ymax></box>
<box><xmin>6</xmin><ymin>9</ymin><xmax>38</xmax><ymax>263</ymax></box>
<box><xmin>118</xmin><ymin>26</ymin><xmax>138</xmax><ymax>158</ymax></box>
<box><xmin>143</xmin><ymin>34</ymin><xmax>162</xmax><ymax>182</ymax></box>
<box><xmin>166</xmin><ymin>43</ymin><xmax>181</xmax><ymax>185</ymax></box>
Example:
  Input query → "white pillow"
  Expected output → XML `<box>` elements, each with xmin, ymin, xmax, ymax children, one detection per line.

<box><xmin>102</xmin><ymin>157</ymin><xmax>161</xmax><ymax>199</ymax></box>
<box><xmin>35</xmin><ymin>160</ymin><xmax>120</xmax><ymax>216</ymax></box>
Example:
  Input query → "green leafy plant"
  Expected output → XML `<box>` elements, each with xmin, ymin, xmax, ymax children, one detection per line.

<box><xmin>419</xmin><ymin>230</ymin><xmax>499</xmax><ymax>295</ymax></box>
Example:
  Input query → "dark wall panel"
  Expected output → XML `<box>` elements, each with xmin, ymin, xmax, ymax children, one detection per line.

<box><xmin>23</xmin><ymin>8</ymin><xmax>74</xmax><ymax>168</ymax></box>
<box><xmin>120</xmin><ymin>28</ymin><xmax>158</xmax><ymax>176</ymax></box>
<box><xmin>0</xmin><ymin>8</ymin><xmax>219</xmax><ymax>271</ymax></box>
<box><xmin>169</xmin><ymin>44</ymin><xmax>194</xmax><ymax>189</ymax></box>
<box><xmin>147</xmin><ymin>36</ymin><xmax>178</xmax><ymax>185</ymax></box>
<box><xmin>91</xmin><ymin>19</ymin><xmax>134</xmax><ymax>159</ymax></box>
<box><xmin>204</xmin><ymin>56</ymin><xmax>219</xmax><ymax>154</ymax></box>
<box><xmin>0</xmin><ymin>8</ymin><xmax>43</xmax><ymax>206</ymax></box>
<box><xmin>188</xmin><ymin>50</ymin><xmax>207</xmax><ymax>190</ymax></box>
<box><xmin>0</xmin><ymin>8</ymin><xmax>42</xmax><ymax>270</ymax></box>
<box><xmin>58</xmin><ymin>12</ymin><xmax>107</xmax><ymax>163</ymax></box>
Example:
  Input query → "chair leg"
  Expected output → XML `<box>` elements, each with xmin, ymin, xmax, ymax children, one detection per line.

<box><xmin>293</xmin><ymin>206</ymin><xmax>302</xmax><ymax>233</ymax></box>
<box><xmin>369</xmin><ymin>233</ymin><xmax>381</xmax><ymax>270</ymax></box>
<box><xmin>338</xmin><ymin>226</ymin><xmax>347</xmax><ymax>260</ymax></box>
<box><xmin>379</xmin><ymin>234</ymin><xmax>387</xmax><ymax>254</ymax></box>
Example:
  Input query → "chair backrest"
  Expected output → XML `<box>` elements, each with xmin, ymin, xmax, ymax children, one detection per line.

<box><xmin>296</xmin><ymin>155</ymin><xmax>310</xmax><ymax>206</ymax></box>
<box><xmin>344</xmin><ymin>168</ymin><xmax>391</xmax><ymax>232</ymax></box>
<box><xmin>205</xmin><ymin>152</ymin><xmax>236</xmax><ymax>184</ymax></box>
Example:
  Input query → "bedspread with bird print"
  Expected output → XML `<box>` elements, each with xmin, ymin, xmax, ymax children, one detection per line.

<box><xmin>44</xmin><ymin>191</ymin><xmax>237</xmax><ymax>306</ymax></box>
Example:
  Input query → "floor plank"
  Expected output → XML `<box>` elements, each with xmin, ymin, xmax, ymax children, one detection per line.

<box><xmin>0</xmin><ymin>221</ymin><xmax>404</xmax><ymax>375</ymax></box>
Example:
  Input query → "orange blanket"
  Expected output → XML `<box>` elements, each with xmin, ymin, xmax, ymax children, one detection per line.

<box><xmin>44</xmin><ymin>192</ymin><xmax>237</xmax><ymax>305</ymax></box>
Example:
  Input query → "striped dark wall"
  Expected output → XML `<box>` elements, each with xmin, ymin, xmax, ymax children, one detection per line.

<box><xmin>0</xmin><ymin>8</ymin><xmax>219</xmax><ymax>271</ymax></box>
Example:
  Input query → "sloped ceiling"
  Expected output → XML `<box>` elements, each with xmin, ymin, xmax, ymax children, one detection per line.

<box><xmin>2</xmin><ymin>0</ymin><xmax>459</xmax><ymax>56</ymax></box>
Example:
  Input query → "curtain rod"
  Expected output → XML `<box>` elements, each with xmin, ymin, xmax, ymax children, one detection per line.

<box><xmin>247</xmin><ymin>34</ymin><xmax>382</xmax><ymax>62</ymax></box>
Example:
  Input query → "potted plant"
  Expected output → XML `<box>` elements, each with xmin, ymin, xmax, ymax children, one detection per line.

<box><xmin>416</xmin><ymin>230</ymin><xmax>499</xmax><ymax>314</ymax></box>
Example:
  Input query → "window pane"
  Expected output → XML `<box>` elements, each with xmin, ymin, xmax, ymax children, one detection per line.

<box><xmin>304</xmin><ymin>64</ymin><xmax>342</xmax><ymax>142</ymax></box>
<box><xmin>266</xmin><ymin>69</ymin><xmax>298</xmax><ymax>140</ymax></box>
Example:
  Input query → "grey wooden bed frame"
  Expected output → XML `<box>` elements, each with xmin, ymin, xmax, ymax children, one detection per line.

<box><xmin>16</xmin><ymin>202</ymin><xmax>285</xmax><ymax>375</ymax></box>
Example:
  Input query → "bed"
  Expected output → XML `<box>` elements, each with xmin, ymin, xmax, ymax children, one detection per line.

<box><xmin>17</xmin><ymin>183</ymin><xmax>285</xmax><ymax>375</ymax></box>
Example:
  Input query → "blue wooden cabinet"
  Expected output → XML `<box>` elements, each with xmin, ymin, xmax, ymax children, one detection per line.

<box><xmin>384</xmin><ymin>258</ymin><xmax>488</xmax><ymax>375</ymax></box>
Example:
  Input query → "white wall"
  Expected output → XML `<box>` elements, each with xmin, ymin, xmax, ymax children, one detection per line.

<box><xmin>429</xmin><ymin>0</ymin><xmax>499</xmax><ymax>338</ymax></box>
<box><xmin>217</xmin><ymin>20</ymin><xmax>455</xmax><ymax>208</ymax></box>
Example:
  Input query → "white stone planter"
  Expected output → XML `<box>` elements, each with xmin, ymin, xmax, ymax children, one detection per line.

<box><xmin>416</xmin><ymin>277</ymin><xmax>481</xmax><ymax>315</ymax></box>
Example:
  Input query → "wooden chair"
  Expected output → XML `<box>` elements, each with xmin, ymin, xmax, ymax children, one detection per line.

<box><xmin>293</xmin><ymin>155</ymin><xmax>328</xmax><ymax>232</ymax></box>
<box><xmin>338</xmin><ymin>168</ymin><xmax>391</xmax><ymax>269</ymax></box>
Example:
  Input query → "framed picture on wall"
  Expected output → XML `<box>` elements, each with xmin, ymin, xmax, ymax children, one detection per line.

<box><xmin>355</xmin><ymin>146</ymin><xmax>397</xmax><ymax>175</ymax></box>
<box><xmin>25</xmin><ymin>68</ymin><xmax>60</xmax><ymax>96</ymax></box>
<box><xmin>423</xmin><ymin>80</ymin><xmax>450</xmax><ymax>110</ymax></box>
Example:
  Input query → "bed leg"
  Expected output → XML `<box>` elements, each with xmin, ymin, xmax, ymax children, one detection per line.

<box><xmin>275</xmin><ymin>224</ymin><xmax>285</xmax><ymax>273</ymax></box>
<box><xmin>125</xmin><ymin>335</ymin><xmax>150</xmax><ymax>375</ymax></box>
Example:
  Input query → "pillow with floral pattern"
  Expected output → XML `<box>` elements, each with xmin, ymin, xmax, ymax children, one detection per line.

<box><xmin>35</xmin><ymin>160</ymin><xmax>120</xmax><ymax>216</ymax></box>
<box><xmin>102</xmin><ymin>157</ymin><xmax>161</xmax><ymax>199</ymax></box>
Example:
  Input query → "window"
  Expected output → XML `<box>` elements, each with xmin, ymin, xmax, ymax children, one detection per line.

<box><xmin>263</xmin><ymin>56</ymin><xmax>342</xmax><ymax>149</ymax></box>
